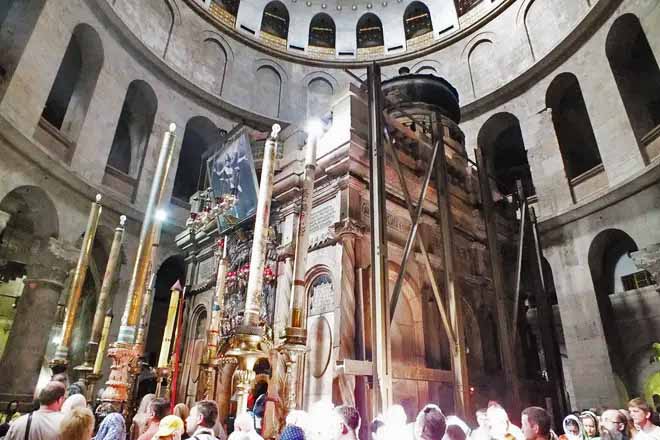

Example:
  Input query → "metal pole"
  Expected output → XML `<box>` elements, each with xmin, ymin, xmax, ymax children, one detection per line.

<box><xmin>367</xmin><ymin>62</ymin><xmax>392</xmax><ymax>413</ymax></box>
<box><xmin>51</xmin><ymin>194</ymin><xmax>103</xmax><ymax>372</ymax></box>
<box><xmin>205</xmin><ymin>237</ymin><xmax>228</xmax><ymax>399</ymax></box>
<box><xmin>475</xmin><ymin>147</ymin><xmax>520</xmax><ymax>414</ymax></box>
<box><xmin>530</xmin><ymin>207</ymin><xmax>569</xmax><ymax>425</ymax></box>
<box><xmin>434</xmin><ymin>121</ymin><xmax>469</xmax><ymax>418</ymax></box>
<box><xmin>512</xmin><ymin>180</ymin><xmax>527</xmax><ymax>349</ymax></box>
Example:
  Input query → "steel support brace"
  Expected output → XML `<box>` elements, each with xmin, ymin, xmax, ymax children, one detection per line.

<box><xmin>367</xmin><ymin>63</ymin><xmax>393</xmax><ymax>413</ymax></box>
<box><xmin>383</xmin><ymin>135</ymin><xmax>456</xmax><ymax>348</ymax></box>
<box><xmin>388</xmin><ymin>137</ymin><xmax>439</xmax><ymax>322</ymax></box>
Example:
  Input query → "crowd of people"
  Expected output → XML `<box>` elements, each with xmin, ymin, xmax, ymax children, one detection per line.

<box><xmin>2</xmin><ymin>379</ymin><xmax>660</xmax><ymax>440</ymax></box>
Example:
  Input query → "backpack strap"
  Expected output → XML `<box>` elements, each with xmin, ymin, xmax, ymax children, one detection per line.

<box><xmin>23</xmin><ymin>412</ymin><xmax>33</xmax><ymax>440</ymax></box>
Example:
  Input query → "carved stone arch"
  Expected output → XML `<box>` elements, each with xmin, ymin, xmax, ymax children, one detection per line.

<box><xmin>304</xmin><ymin>71</ymin><xmax>337</xmax><ymax>120</ymax></box>
<box><xmin>199</xmin><ymin>30</ymin><xmax>235</xmax><ymax>62</ymax></box>
<box><xmin>0</xmin><ymin>185</ymin><xmax>59</xmax><ymax>239</ymax></box>
<box><xmin>463</xmin><ymin>32</ymin><xmax>497</xmax><ymax>98</ymax></box>
<box><xmin>254</xmin><ymin>59</ymin><xmax>287</xmax><ymax>118</ymax></box>
<box><xmin>410</xmin><ymin>59</ymin><xmax>443</xmax><ymax>74</ymax></box>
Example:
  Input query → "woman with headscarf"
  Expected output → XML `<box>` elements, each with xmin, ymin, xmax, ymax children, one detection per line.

<box><xmin>131</xmin><ymin>394</ymin><xmax>156</xmax><ymax>440</ymax></box>
<box><xmin>581</xmin><ymin>412</ymin><xmax>601</xmax><ymax>440</ymax></box>
<box><xmin>94</xmin><ymin>412</ymin><xmax>126</xmax><ymax>440</ymax></box>
<box><xmin>62</xmin><ymin>394</ymin><xmax>87</xmax><ymax>414</ymax></box>
<box><xmin>560</xmin><ymin>415</ymin><xmax>587</xmax><ymax>440</ymax></box>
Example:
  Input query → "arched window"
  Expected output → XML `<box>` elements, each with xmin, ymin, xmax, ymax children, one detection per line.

<box><xmin>261</xmin><ymin>1</ymin><xmax>289</xmax><ymax>40</ymax></box>
<box><xmin>309</xmin><ymin>13</ymin><xmax>336</xmax><ymax>49</ymax></box>
<box><xmin>404</xmin><ymin>1</ymin><xmax>433</xmax><ymax>40</ymax></box>
<box><xmin>307</xmin><ymin>77</ymin><xmax>333</xmax><ymax>120</ymax></box>
<box><xmin>356</xmin><ymin>13</ymin><xmax>384</xmax><ymax>49</ymax></box>
<box><xmin>193</xmin><ymin>39</ymin><xmax>228</xmax><ymax>96</ymax></box>
<box><xmin>454</xmin><ymin>0</ymin><xmax>483</xmax><ymax>17</ymax></box>
<box><xmin>106</xmin><ymin>81</ymin><xmax>157</xmax><ymax>181</ymax></box>
<box><xmin>546</xmin><ymin>73</ymin><xmax>602</xmax><ymax>181</ymax></box>
<box><xmin>172</xmin><ymin>117</ymin><xmax>219</xmax><ymax>203</ymax></box>
<box><xmin>255</xmin><ymin>65</ymin><xmax>282</xmax><ymax>118</ymax></box>
<box><xmin>40</xmin><ymin>24</ymin><xmax>103</xmax><ymax>146</ymax></box>
<box><xmin>213</xmin><ymin>0</ymin><xmax>239</xmax><ymax>17</ymax></box>
<box><xmin>606</xmin><ymin>14</ymin><xmax>660</xmax><ymax>156</ymax></box>
<box><xmin>588</xmin><ymin>229</ymin><xmax>655</xmax><ymax>387</ymax></box>
<box><xmin>478</xmin><ymin>112</ymin><xmax>535</xmax><ymax>197</ymax></box>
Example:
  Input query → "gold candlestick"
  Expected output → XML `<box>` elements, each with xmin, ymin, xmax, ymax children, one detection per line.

<box><xmin>95</xmin><ymin>311</ymin><xmax>113</xmax><ymax>375</ymax></box>
<box><xmin>51</xmin><ymin>194</ymin><xmax>103</xmax><ymax>372</ymax></box>
<box><xmin>102</xmin><ymin>123</ymin><xmax>177</xmax><ymax>408</ymax></box>
<box><xmin>75</xmin><ymin>215</ymin><xmax>126</xmax><ymax>380</ymax></box>
<box><xmin>158</xmin><ymin>281</ymin><xmax>181</xmax><ymax>368</ymax></box>
<box><xmin>204</xmin><ymin>237</ymin><xmax>228</xmax><ymax>399</ymax></box>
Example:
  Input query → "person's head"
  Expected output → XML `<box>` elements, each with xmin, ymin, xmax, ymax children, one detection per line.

<box><xmin>280</xmin><ymin>425</ymin><xmax>306</xmax><ymax>440</ymax></box>
<box><xmin>62</xmin><ymin>394</ymin><xmax>87</xmax><ymax>414</ymax></box>
<box><xmin>234</xmin><ymin>412</ymin><xmax>256</xmax><ymax>432</ymax></box>
<box><xmin>186</xmin><ymin>401</ymin><xmax>218</xmax><ymax>434</ymax></box>
<box><xmin>60</xmin><ymin>406</ymin><xmax>95</xmax><ymax>440</ymax></box>
<box><xmin>415</xmin><ymin>404</ymin><xmax>446</xmax><ymax>440</ymax></box>
<box><xmin>137</xmin><ymin>394</ymin><xmax>156</xmax><ymax>415</ymax></box>
<box><xmin>581</xmin><ymin>412</ymin><xmax>600</xmax><ymax>438</ymax></box>
<box><xmin>369</xmin><ymin>418</ymin><xmax>385</xmax><ymax>440</ymax></box>
<box><xmin>149</xmin><ymin>398</ymin><xmax>171</xmax><ymax>423</ymax></box>
<box><xmin>335</xmin><ymin>405</ymin><xmax>361</xmax><ymax>437</ymax></box>
<box><xmin>39</xmin><ymin>381</ymin><xmax>66</xmax><ymax>411</ymax></box>
<box><xmin>563</xmin><ymin>415</ymin><xmax>584</xmax><ymax>440</ymax></box>
<box><xmin>5</xmin><ymin>400</ymin><xmax>18</xmax><ymax>415</ymax></box>
<box><xmin>521</xmin><ymin>407</ymin><xmax>551</xmax><ymax>440</ymax></box>
<box><xmin>476</xmin><ymin>409</ymin><xmax>489</xmax><ymax>429</ymax></box>
<box><xmin>629</xmin><ymin>398</ymin><xmax>654</xmax><ymax>428</ymax></box>
<box><xmin>51</xmin><ymin>373</ymin><xmax>69</xmax><ymax>387</ymax></box>
<box><xmin>173</xmin><ymin>403</ymin><xmax>189</xmax><ymax>424</ymax></box>
<box><xmin>155</xmin><ymin>415</ymin><xmax>184</xmax><ymax>440</ymax></box>
<box><xmin>446</xmin><ymin>424</ymin><xmax>467</xmax><ymax>440</ymax></box>
<box><xmin>487</xmin><ymin>406</ymin><xmax>511</xmax><ymax>439</ymax></box>
<box><xmin>601</xmin><ymin>410</ymin><xmax>627</xmax><ymax>435</ymax></box>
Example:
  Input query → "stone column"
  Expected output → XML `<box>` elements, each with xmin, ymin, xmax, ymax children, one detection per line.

<box><xmin>331</xmin><ymin>219</ymin><xmax>365</xmax><ymax>407</ymax></box>
<box><xmin>0</xmin><ymin>238</ymin><xmax>76</xmax><ymax>402</ymax></box>
<box><xmin>523</xmin><ymin>109</ymin><xmax>574</xmax><ymax>217</ymax></box>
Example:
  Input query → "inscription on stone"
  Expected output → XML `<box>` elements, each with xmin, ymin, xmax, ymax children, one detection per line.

<box><xmin>308</xmin><ymin>200</ymin><xmax>339</xmax><ymax>246</ymax></box>
<box><xmin>196</xmin><ymin>254</ymin><xmax>217</xmax><ymax>285</ymax></box>
<box><xmin>309</xmin><ymin>281</ymin><xmax>334</xmax><ymax>316</ymax></box>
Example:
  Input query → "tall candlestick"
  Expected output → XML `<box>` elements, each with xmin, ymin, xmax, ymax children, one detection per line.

<box><xmin>94</xmin><ymin>311</ymin><xmax>113</xmax><ymax>375</ymax></box>
<box><xmin>287</xmin><ymin>129</ymin><xmax>319</xmax><ymax>333</ymax></box>
<box><xmin>51</xmin><ymin>194</ymin><xmax>103</xmax><ymax>371</ymax></box>
<box><xmin>158</xmin><ymin>281</ymin><xmax>181</xmax><ymax>368</ymax></box>
<box><xmin>242</xmin><ymin>124</ymin><xmax>280</xmax><ymax>329</ymax></box>
<box><xmin>227</xmin><ymin>124</ymin><xmax>281</xmax><ymax>416</ymax></box>
<box><xmin>118</xmin><ymin>124</ymin><xmax>177</xmax><ymax>345</ymax></box>
<box><xmin>102</xmin><ymin>124</ymin><xmax>177</xmax><ymax>407</ymax></box>
<box><xmin>204</xmin><ymin>237</ymin><xmax>228</xmax><ymax>399</ymax></box>
<box><xmin>76</xmin><ymin>215</ymin><xmax>126</xmax><ymax>379</ymax></box>
<box><xmin>208</xmin><ymin>237</ymin><xmax>228</xmax><ymax>361</ymax></box>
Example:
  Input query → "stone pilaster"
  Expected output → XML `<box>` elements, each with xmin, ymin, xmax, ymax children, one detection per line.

<box><xmin>0</xmin><ymin>238</ymin><xmax>77</xmax><ymax>402</ymax></box>
<box><xmin>330</xmin><ymin>218</ymin><xmax>365</xmax><ymax>406</ymax></box>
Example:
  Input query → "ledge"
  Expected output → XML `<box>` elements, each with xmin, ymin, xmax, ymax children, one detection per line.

<box><xmin>0</xmin><ymin>113</ymin><xmax>183</xmax><ymax>234</ymax></box>
<box><xmin>539</xmin><ymin>160</ymin><xmax>660</xmax><ymax>233</ymax></box>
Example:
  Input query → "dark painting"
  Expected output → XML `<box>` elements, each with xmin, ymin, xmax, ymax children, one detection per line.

<box><xmin>207</xmin><ymin>132</ymin><xmax>259</xmax><ymax>231</ymax></box>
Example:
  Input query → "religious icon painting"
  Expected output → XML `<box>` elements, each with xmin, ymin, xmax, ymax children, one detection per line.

<box><xmin>207</xmin><ymin>131</ymin><xmax>260</xmax><ymax>232</ymax></box>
